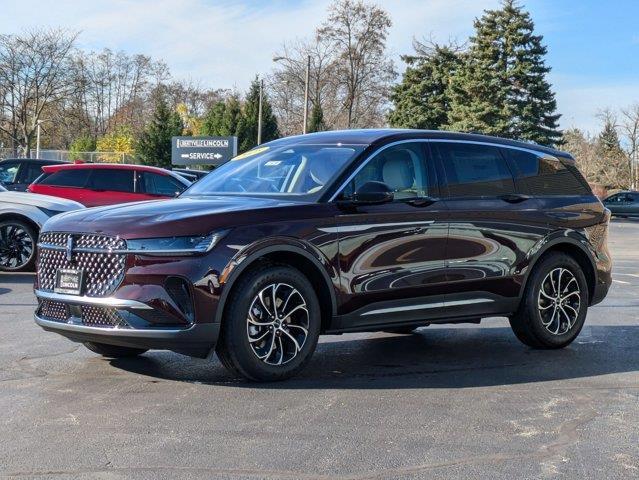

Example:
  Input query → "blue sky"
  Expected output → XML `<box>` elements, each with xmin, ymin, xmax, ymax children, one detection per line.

<box><xmin>1</xmin><ymin>0</ymin><xmax>637</xmax><ymax>134</ymax></box>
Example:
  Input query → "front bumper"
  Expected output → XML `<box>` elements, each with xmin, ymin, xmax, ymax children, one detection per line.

<box><xmin>34</xmin><ymin>290</ymin><xmax>219</xmax><ymax>358</ymax></box>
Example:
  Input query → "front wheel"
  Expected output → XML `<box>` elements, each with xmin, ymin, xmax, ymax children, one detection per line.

<box><xmin>0</xmin><ymin>220</ymin><xmax>37</xmax><ymax>272</ymax></box>
<box><xmin>510</xmin><ymin>253</ymin><xmax>589</xmax><ymax>349</ymax></box>
<box><xmin>216</xmin><ymin>264</ymin><xmax>321</xmax><ymax>382</ymax></box>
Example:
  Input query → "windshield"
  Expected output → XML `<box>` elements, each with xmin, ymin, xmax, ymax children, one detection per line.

<box><xmin>182</xmin><ymin>144</ymin><xmax>365</xmax><ymax>199</ymax></box>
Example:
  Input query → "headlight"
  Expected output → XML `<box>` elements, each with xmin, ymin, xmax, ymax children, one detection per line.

<box><xmin>126</xmin><ymin>230</ymin><xmax>227</xmax><ymax>256</ymax></box>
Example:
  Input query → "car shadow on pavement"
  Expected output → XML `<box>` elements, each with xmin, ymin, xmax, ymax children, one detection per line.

<box><xmin>0</xmin><ymin>273</ymin><xmax>35</xmax><ymax>286</ymax></box>
<box><xmin>110</xmin><ymin>324</ymin><xmax>639</xmax><ymax>390</ymax></box>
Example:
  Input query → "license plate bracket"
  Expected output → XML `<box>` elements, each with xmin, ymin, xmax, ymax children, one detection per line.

<box><xmin>54</xmin><ymin>268</ymin><xmax>84</xmax><ymax>296</ymax></box>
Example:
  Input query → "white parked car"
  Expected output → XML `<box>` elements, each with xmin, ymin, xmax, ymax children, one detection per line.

<box><xmin>0</xmin><ymin>184</ymin><xmax>84</xmax><ymax>272</ymax></box>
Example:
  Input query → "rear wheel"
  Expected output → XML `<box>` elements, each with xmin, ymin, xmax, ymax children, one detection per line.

<box><xmin>84</xmin><ymin>342</ymin><xmax>147</xmax><ymax>358</ymax></box>
<box><xmin>216</xmin><ymin>264</ymin><xmax>321</xmax><ymax>382</ymax></box>
<box><xmin>0</xmin><ymin>220</ymin><xmax>37</xmax><ymax>272</ymax></box>
<box><xmin>510</xmin><ymin>252</ymin><xmax>588</xmax><ymax>348</ymax></box>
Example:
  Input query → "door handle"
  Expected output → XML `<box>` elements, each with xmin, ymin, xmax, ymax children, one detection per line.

<box><xmin>499</xmin><ymin>194</ymin><xmax>530</xmax><ymax>204</ymax></box>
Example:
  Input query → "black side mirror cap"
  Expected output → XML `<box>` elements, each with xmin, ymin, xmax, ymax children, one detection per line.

<box><xmin>345</xmin><ymin>181</ymin><xmax>394</xmax><ymax>205</ymax></box>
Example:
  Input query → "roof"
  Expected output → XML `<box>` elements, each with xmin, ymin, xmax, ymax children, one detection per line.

<box><xmin>41</xmin><ymin>163</ymin><xmax>174</xmax><ymax>175</ymax></box>
<box><xmin>0</xmin><ymin>158</ymin><xmax>67</xmax><ymax>164</ymax></box>
<box><xmin>263</xmin><ymin>129</ymin><xmax>572</xmax><ymax>159</ymax></box>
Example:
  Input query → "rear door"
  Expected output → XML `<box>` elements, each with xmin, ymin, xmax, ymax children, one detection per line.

<box><xmin>86</xmin><ymin>168</ymin><xmax>136</xmax><ymax>206</ymax></box>
<box><xmin>332</xmin><ymin>141</ymin><xmax>449</xmax><ymax>328</ymax></box>
<box><xmin>433</xmin><ymin>141</ymin><xmax>546</xmax><ymax>316</ymax></box>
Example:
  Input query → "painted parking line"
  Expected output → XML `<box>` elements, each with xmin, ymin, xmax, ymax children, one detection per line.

<box><xmin>615</xmin><ymin>273</ymin><xmax>639</xmax><ymax>278</ymax></box>
<box><xmin>612</xmin><ymin>279</ymin><xmax>631</xmax><ymax>285</ymax></box>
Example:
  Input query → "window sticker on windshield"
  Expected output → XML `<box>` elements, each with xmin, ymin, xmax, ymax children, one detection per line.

<box><xmin>264</xmin><ymin>160</ymin><xmax>282</xmax><ymax>166</ymax></box>
<box><xmin>231</xmin><ymin>146</ymin><xmax>270</xmax><ymax>161</ymax></box>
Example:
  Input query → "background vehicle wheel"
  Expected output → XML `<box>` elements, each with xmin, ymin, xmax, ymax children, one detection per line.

<box><xmin>216</xmin><ymin>263</ymin><xmax>321</xmax><ymax>382</ymax></box>
<box><xmin>510</xmin><ymin>252</ymin><xmax>589</xmax><ymax>349</ymax></box>
<box><xmin>84</xmin><ymin>342</ymin><xmax>147</xmax><ymax>358</ymax></box>
<box><xmin>0</xmin><ymin>220</ymin><xmax>37</xmax><ymax>272</ymax></box>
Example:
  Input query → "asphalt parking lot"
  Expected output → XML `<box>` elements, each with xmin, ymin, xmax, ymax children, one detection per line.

<box><xmin>0</xmin><ymin>220</ymin><xmax>638</xmax><ymax>479</ymax></box>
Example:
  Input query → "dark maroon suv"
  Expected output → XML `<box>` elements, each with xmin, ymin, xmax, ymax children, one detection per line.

<box><xmin>34</xmin><ymin>130</ymin><xmax>612</xmax><ymax>381</ymax></box>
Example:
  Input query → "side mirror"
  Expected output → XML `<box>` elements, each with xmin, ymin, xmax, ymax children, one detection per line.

<box><xmin>349</xmin><ymin>181</ymin><xmax>394</xmax><ymax>205</ymax></box>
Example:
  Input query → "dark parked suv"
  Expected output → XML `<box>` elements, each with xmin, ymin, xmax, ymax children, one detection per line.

<box><xmin>34</xmin><ymin>130</ymin><xmax>611</xmax><ymax>381</ymax></box>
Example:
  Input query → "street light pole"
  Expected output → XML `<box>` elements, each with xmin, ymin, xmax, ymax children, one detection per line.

<box><xmin>257</xmin><ymin>78</ymin><xmax>263</xmax><ymax>145</ymax></box>
<box><xmin>36</xmin><ymin>120</ymin><xmax>42</xmax><ymax>158</ymax></box>
<box><xmin>302</xmin><ymin>55</ymin><xmax>310</xmax><ymax>134</ymax></box>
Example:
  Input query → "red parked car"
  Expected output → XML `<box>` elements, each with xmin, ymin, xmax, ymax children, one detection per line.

<box><xmin>28</xmin><ymin>163</ymin><xmax>191</xmax><ymax>207</ymax></box>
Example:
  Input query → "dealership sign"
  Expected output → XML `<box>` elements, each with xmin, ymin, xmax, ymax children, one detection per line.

<box><xmin>171</xmin><ymin>136</ymin><xmax>238</xmax><ymax>166</ymax></box>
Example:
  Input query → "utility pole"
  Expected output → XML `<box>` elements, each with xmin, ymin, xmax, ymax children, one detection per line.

<box><xmin>36</xmin><ymin>120</ymin><xmax>42</xmax><ymax>158</ymax></box>
<box><xmin>302</xmin><ymin>55</ymin><xmax>310</xmax><ymax>134</ymax></box>
<box><xmin>257</xmin><ymin>78</ymin><xmax>263</xmax><ymax>145</ymax></box>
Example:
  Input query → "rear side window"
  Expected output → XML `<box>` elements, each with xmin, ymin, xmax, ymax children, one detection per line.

<box><xmin>90</xmin><ymin>169</ymin><xmax>134</xmax><ymax>193</ymax></box>
<box><xmin>433</xmin><ymin>142</ymin><xmax>515</xmax><ymax>197</ymax></box>
<box><xmin>39</xmin><ymin>169</ymin><xmax>90</xmax><ymax>188</ymax></box>
<box><xmin>504</xmin><ymin>149</ymin><xmax>590</xmax><ymax>196</ymax></box>
<box><xmin>140</xmin><ymin>172</ymin><xmax>186</xmax><ymax>196</ymax></box>
<box><xmin>21</xmin><ymin>163</ymin><xmax>47</xmax><ymax>184</ymax></box>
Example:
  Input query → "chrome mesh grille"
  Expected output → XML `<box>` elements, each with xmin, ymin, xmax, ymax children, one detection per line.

<box><xmin>39</xmin><ymin>300</ymin><xmax>69</xmax><ymax>322</ymax></box>
<box><xmin>81</xmin><ymin>306</ymin><xmax>128</xmax><ymax>328</ymax></box>
<box><xmin>38</xmin><ymin>233</ymin><xmax>127</xmax><ymax>297</ymax></box>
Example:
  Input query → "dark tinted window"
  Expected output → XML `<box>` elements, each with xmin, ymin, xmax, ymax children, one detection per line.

<box><xmin>39</xmin><ymin>169</ymin><xmax>90</xmax><ymax>188</ymax></box>
<box><xmin>140</xmin><ymin>172</ymin><xmax>185</xmax><ymax>196</ymax></box>
<box><xmin>89</xmin><ymin>169</ymin><xmax>134</xmax><ymax>192</ymax></box>
<box><xmin>341</xmin><ymin>143</ymin><xmax>432</xmax><ymax>200</ymax></box>
<box><xmin>434</xmin><ymin>142</ymin><xmax>515</xmax><ymax>197</ymax></box>
<box><xmin>505</xmin><ymin>149</ymin><xmax>590</xmax><ymax>195</ymax></box>
<box><xmin>21</xmin><ymin>163</ymin><xmax>46</xmax><ymax>184</ymax></box>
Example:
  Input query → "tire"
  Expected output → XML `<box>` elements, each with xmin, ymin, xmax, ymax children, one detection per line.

<box><xmin>0</xmin><ymin>220</ymin><xmax>37</xmax><ymax>272</ymax></box>
<box><xmin>216</xmin><ymin>263</ymin><xmax>321</xmax><ymax>382</ymax></box>
<box><xmin>509</xmin><ymin>252</ymin><xmax>589</xmax><ymax>349</ymax></box>
<box><xmin>84</xmin><ymin>342</ymin><xmax>148</xmax><ymax>358</ymax></box>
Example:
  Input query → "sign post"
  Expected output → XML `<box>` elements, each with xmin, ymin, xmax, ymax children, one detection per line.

<box><xmin>171</xmin><ymin>136</ymin><xmax>238</xmax><ymax>166</ymax></box>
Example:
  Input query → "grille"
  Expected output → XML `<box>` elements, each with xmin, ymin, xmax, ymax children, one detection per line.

<box><xmin>38</xmin><ymin>233</ymin><xmax>127</xmax><ymax>297</ymax></box>
<box><xmin>39</xmin><ymin>300</ymin><xmax>69</xmax><ymax>322</ymax></box>
<box><xmin>81</xmin><ymin>305</ymin><xmax>128</xmax><ymax>328</ymax></box>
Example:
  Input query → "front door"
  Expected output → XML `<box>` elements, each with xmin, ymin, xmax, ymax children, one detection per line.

<box><xmin>332</xmin><ymin>141</ymin><xmax>449</xmax><ymax>329</ymax></box>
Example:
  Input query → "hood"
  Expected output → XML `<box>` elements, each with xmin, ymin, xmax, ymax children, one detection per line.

<box><xmin>43</xmin><ymin>195</ymin><xmax>307</xmax><ymax>238</ymax></box>
<box><xmin>0</xmin><ymin>191</ymin><xmax>84</xmax><ymax>211</ymax></box>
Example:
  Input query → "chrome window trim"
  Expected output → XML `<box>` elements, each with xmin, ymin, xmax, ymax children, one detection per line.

<box><xmin>328</xmin><ymin>138</ymin><xmax>558</xmax><ymax>201</ymax></box>
<box><xmin>35</xmin><ymin>289</ymin><xmax>152</xmax><ymax>310</ymax></box>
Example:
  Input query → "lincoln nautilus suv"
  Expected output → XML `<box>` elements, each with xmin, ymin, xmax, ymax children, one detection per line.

<box><xmin>34</xmin><ymin>129</ymin><xmax>612</xmax><ymax>381</ymax></box>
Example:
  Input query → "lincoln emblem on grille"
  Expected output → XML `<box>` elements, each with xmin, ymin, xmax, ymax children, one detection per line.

<box><xmin>65</xmin><ymin>235</ymin><xmax>75</xmax><ymax>262</ymax></box>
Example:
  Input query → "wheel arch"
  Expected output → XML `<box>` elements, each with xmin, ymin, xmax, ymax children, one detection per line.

<box><xmin>0</xmin><ymin>213</ymin><xmax>41</xmax><ymax>235</ymax></box>
<box><xmin>214</xmin><ymin>242</ymin><xmax>338</xmax><ymax>333</ymax></box>
<box><xmin>522</xmin><ymin>236</ymin><xmax>597</xmax><ymax>304</ymax></box>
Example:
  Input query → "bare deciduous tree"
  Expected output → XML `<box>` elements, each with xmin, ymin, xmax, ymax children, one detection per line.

<box><xmin>318</xmin><ymin>0</ymin><xmax>396</xmax><ymax>128</ymax></box>
<box><xmin>0</xmin><ymin>28</ymin><xmax>77</xmax><ymax>154</ymax></box>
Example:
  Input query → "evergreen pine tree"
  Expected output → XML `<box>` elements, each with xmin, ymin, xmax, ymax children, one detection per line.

<box><xmin>308</xmin><ymin>104</ymin><xmax>326</xmax><ymax>133</ymax></box>
<box><xmin>598</xmin><ymin>120</ymin><xmax>624</xmax><ymax>157</ymax></box>
<box><xmin>136</xmin><ymin>96</ymin><xmax>183</xmax><ymax>168</ymax></box>
<box><xmin>201</xmin><ymin>94</ymin><xmax>243</xmax><ymax>138</ymax></box>
<box><xmin>236</xmin><ymin>77</ymin><xmax>279</xmax><ymax>153</ymax></box>
<box><xmin>389</xmin><ymin>44</ymin><xmax>462</xmax><ymax>129</ymax></box>
<box><xmin>446</xmin><ymin>0</ymin><xmax>561</xmax><ymax>145</ymax></box>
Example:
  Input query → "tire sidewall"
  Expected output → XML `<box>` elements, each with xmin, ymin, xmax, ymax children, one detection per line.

<box><xmin>224</xmin><ymin>265</ymin><xmax>321</xmax><ymax>381</ymax></box>
<box><xmin>525</xmin><ymin>254</ymin><xmax>589</xmax><ymax>347</ymax></box>
<box><xmin>0</xmin><ymin>220</ymin><xmax>37</xmax><ymax>272</ymax></box>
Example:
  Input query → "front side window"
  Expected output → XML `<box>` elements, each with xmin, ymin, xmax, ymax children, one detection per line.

<box><xmin>0</xmin><ymin>162</ymin><xmax>19</xmax><ymax>184</ymax></box>
<box><xmin>183</xmin><ymin>144</ymin><xmax>365</xmax><ymax>199</ymax></box>
<box><xmin>340</xmin><ymin>142</ymin><xmax>431</xmax><ymax>200</ymax></box>
<box><xmin>39</xmin><ymin>169</ymin><xmax>91</xmax><ymax>188</ymax></box>
<box><xmin>89</xmin><ymin>169</ymin><xmax>134</xmax><ymax>193</ymax></box>
<box><xmin>140</xmin><ymin>172</ymin><xmax>186</xmax><ymax>196</ymax></box>
<box><xmin>21</xmin><ymin>163</ymin><xmax>46</xmax><ymax>184</ymax></box>
<box><xmin>434</xmin><ymin>142</ymin><xmax>515</xmax><ymax>197</ymax></box>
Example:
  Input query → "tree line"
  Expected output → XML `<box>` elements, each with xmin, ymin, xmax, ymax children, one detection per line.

<box><xmin>0</xmin><ymin>0</ymin><xmax>635</xmax><ymax>188</ymax></box>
